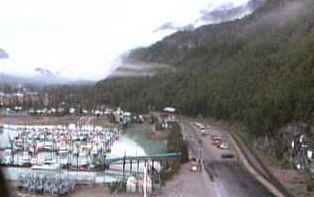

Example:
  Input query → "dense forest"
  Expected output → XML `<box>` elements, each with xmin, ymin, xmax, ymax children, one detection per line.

<box><xmin>96</xmin><ymin>0</ymin><xmax>314</xmax><ymax>138</ymax></box>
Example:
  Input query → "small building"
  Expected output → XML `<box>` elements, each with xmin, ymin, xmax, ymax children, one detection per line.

<box><xmin>163</xmin><ymin>107</ymin><xmax>176</xmax><ymax>122</ymax></box>
<box><xmin>160</xmin><ymin>107</ymin><xmax>177</xmax><ymax>129</ymax></box>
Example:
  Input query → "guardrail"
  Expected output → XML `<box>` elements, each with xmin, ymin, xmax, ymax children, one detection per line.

<box><xmin>105</xmin><ymin>153</ymin><xmax>182</xmax><ymax>164</ymax></box>
<box><xmin>230</xmin><ymin>132</ymin><xmax>293</xmax><ymax>197</ymax></box>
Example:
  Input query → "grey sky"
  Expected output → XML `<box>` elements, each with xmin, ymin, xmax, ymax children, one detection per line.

<box><xmin>0</xmin><ymin>0</ymin><xmax>251</xmax><ymax>80</ymax></box>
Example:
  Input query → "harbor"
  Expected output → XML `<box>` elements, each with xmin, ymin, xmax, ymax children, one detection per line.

<box><xmin>0</xmin><ymin>124</ymin><xmax>120</xmax><ymax>170</ymax></box>
<box><xmin>0</xmin><ymin>114</ymin><xmax>179</xmax><ymax>196</ymax></box>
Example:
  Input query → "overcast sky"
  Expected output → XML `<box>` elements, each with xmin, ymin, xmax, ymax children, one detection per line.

<box><xmin>0</xmin><ymin>0</ymin><xmax>251</xmax><ymax>80</ymax></box>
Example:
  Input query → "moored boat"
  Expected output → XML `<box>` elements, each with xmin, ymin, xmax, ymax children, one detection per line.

<box><xmin>31</xmin><ymin>163</ymin><xmax>61</xmax><ymax>171</ymax></box>
<box><xmin>21</xmin><ymin>151</ymin><xmax>31</xmax><ymax>167</ymax></box>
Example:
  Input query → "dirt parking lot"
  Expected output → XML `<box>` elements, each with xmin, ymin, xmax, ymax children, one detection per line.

<box><xmin>0</xmin><ymin>115</ymin><xmax>81</xmax><ymax>125</ymax></box>
<box><xmin>70</xmin><ymin>162</ymin><xmax>212</xmax><ymax>197</ymax></box>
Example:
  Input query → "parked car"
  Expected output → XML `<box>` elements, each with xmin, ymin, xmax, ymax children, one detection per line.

<box><xmin>211</xmin><ymin>135</ymin><xmax>223</xmax><ymax>146</ymax></box>
<box><xmin>200</xmin><ymin>128</ymin><xmax>209</xmax><ymax>136</ymax></box>
<box><xmin>218</xmin><ymin>142</ymin><xmax>229</xmax><ymax>150</ymax></box>
<box><xmin>211</xmin><ymin>135</ymin><xmax>222</xmax><ymax>141</ymax></box>
<box><xmin>194</xmin><ymin>122</ymin><xmax>205</xmax><ymax>130</ymax></box>
<box><xmin>212</xmin><ymin>139</ymin><xmax>222</xmax><ymax>146</ymax></box>
<box><xmin>190</xmin><ymin>158</ymin><xmax>202</xmax><ymax>172</ymax></box>
<box><xmin>221</xmin><ymin>153</ymin><xmax>235</xmax><ymax>159</ymax></box>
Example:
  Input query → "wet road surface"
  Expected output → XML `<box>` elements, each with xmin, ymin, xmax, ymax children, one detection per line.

<box><xmin>204</xmin><ymin>161</ymin><xmax>275</xmax><ymax>197</ymax></box>
<box><xmin>180</xmin><ymin>118</ymin><xmax>275</xmax><ymax>197</ymax></box>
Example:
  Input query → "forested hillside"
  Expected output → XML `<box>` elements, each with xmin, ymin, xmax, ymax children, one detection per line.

<box><xmin>96</xmin><ymin>0</ymin><xmax>314</xmax><ymax>137</ymax></box>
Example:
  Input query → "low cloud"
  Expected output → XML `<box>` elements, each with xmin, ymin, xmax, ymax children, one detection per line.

<box><xmin>110</xmin><ymin>62</ymin><xmax>174</xmax><ymax>78</ymax></box>
<box><xmin>154</xmin><ymin>0</ymin><xmax>264</xmax><ymax>33</ymax></box>
<box><xmin>154</xmin><ymin>22</ymin><xmax>194</xmax><ymax>33</ymax></box>
<box><xmin>199</xmin><ymin>3</ymin><xmax>250</xmax><ymax>23</ymax></box>
<box><xmin>197</xmin><ymin>0</ymin><xmax>265</xmax><ymax>25</ymax></box>
<box><xmin>0</xmin><ymin>48</ymin><xmax>9</xmax><ymax>59</ymax></box>
<box><xmin>243</xmin><ymin>0</ymin><xmax>307</xmax><ymax>35</ymax></box>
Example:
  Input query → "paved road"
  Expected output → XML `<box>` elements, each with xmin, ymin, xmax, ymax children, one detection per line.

<box><xmin>180</xmin><ymin>118</ymin><xmax>275</xmax><ymax>197</ymax></box>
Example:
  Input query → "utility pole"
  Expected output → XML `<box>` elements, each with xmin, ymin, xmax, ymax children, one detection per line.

<box><xmin>144</xmin><ymin>163</ymin><xmax>147</xmax><ymax>197</ymax></box>
<box><xmin>199</xmin><ymin>147</ymin><xmax>202</xmax><ymax>171</ymax></box>
<box><xmin>123</xmin><ymin>151</ymin><xmax>126</xmax><ymax>178</ymax></box>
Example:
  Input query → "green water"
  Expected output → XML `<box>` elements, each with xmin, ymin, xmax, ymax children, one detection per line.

<box><xmin>124</xmin><ymin>123</ymin><xmax>166</xmax><ymax>155</ymax></box>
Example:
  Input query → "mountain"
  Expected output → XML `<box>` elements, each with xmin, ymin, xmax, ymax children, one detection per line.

<box><xmin>34</xmin><ymin>67</ymin><xmax>57</xmax><ymax>78</ymax></box>
<box><xmin>0</xmin><ymin>68</ymin><xmax>94</xmax><ymax>86</ymax></box>
<box><xmin>196</xmin><ymin>0</ymin><xmax>265</xmax><ymax>25</ymax></box>
<box><xmin>113</xmin><ymin>1</ymin><xmax>266</xmax><ymax>78</ymax></box>
<box><xmin>32</xmin><ymin>67</ymin><xmax>70</xmax><ymax>84</ymax></box>
<box><xmin>97</xmin><ymin>0</ymin><xmax>314</xmax><ymax>138</ymax></box>
<box><xmin>154</xmin><ymin>0</ymin><xmax>265</xmax><ymax>33</ymax></box>
<box><xmin>0</xmin><ymin>49</ymin><xmax>70</xmax><ymax>85</ymax></box>
<box><xmin>0</xmin><ymin>73</ymin><xmax>29</xmax><ymax>84</ymax></box>
<box><xmin>110</xmin><ymin>61</ymin><xmax>174</xmax><ymax>78</ymax></box>
<box><xmin>0</xmin><ymin>49</ymin><xmax>93</xmax><ymax>85</ymax></box>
